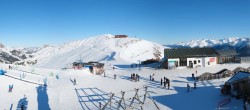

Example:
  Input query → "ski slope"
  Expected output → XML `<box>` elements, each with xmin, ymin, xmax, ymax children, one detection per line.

<box><xmin>25</xmin><ymin>34</ymin><xmax>164</xmax><ymax>69</ymax></box>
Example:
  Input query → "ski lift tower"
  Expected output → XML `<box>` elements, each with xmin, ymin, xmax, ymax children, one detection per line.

<box><xmin>137</xmin><ymin>60</ymin><xmax>141</xmax><ymax>70</ymax></box>
<box><xmin>79</xmin><ymin>54</ymin><xmax>83</xmax><ymax>64</ymax></box>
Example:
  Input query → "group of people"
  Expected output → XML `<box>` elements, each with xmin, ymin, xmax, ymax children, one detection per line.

<box><xmin>161</xmin><ymin>77</ymin><xmax>170</xmax><ymax>89</ymax></box>
<box><xmin>187</xmin><ymin>81</ymin><xmax>197</xmax><ymax>92</ymax></box>
<box><xmin>9</xmin><ymin>65</ymin><xmax>13</xmax><ymax>70</ymax></box>
<box><xmin>187</xmin><ymin>71</ymin><xmax>198</xmax><ymax>92</ymax></box>
<box><xmin>20</xmin><ymin>73</ymin><xmax>26</xmax><ymax>80</ymax></box>
<box><xmin>130</xmin><ymin>73</ymin><xmax>140</xmax><ymax>81</ymax></box>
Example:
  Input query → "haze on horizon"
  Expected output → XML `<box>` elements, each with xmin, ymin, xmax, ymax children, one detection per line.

<box><xmin>0</xmin><ymin>0</ymin><xmax>250</xmax><ymax>47</ymax></box>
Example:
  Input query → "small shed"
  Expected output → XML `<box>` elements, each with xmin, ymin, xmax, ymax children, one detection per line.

<box><xmin>224</xmin><ymin>71</ymin><xmax>250</xmax><ymax>98</ymax></box>
<box><xmin>72</xmin><ymin>62</ymin><xmax>84</xmax><ymax>69</ymax></box>
<box><xmin>92</xmin><ymin>63</ymin><xmax>105</xmax><ymax>75</ymax></box>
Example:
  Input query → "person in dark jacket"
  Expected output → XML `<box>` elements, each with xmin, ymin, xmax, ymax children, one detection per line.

<box><xmin>194</xmin><ymin>81</ymin><xmax>197</xmax><ymax>89</ymax></box>
<box><xmin>161</xmin><ymin>78</ymin><xmax>163</xmax><ymax>85</ymax></box>
<box><xmin>187</xmin><ymin>83</ymin><xmax>190</xmax><ymax>92</ymax></box>
<box><xmin>74</xmin><ymin>79</ymin><xmax>76</xmax><ymax>85</ymax></box>
<box><xmin>167</xmin><ymin>80</ymin><xmax>170</xmax><ymax>89</ymax></box>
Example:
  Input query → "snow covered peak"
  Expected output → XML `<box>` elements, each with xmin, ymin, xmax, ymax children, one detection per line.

<box><xmin>26</xmin><ymin>34</ymin><xmax>164</xmax><ymax>69</ymax></box>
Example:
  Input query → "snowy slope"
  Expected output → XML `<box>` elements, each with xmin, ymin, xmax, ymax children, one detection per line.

<box><xmin>28</xmin><ymin>34</ymin><xmax>164</xmax><ymax>69</ymax></box>
<box><xmin>1</xmin><ymin>62</ymin><xmax>250</xmax><ymax>110</ymax></box>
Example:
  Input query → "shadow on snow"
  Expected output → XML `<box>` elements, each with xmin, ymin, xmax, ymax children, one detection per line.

<box><xmin>74</xmin><ymin>87</ymin><xmax>146</xmax><ymax>110</ymax></box>
<box><xmin>16</xmin><ymin>96</ymin><xmax>28</xmax><ymax>110</ymax></box>
<box><xmin>75</xmin><ymin>87</ymin><xmax>113</xmax><ymax>110</ymax></box>
<box><xmin>37</xmin><ymin>85</ymin><xmax>51</xmax><ymax>110</ymax></box>
<box><xmin>152</xmin><ymin>81</ymin><xmax>231</xmax><ymax>110</ymax></box>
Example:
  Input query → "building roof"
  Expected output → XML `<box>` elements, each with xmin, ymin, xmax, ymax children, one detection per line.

<box><xmin>73</xmin><ymin>61</ymin><xmax>104</xmax><ymax>67</ymax></box>
<box><xmin>164</xmin><ymin>48</ymin><xmax>219</xmax><ymax>58</ymax></box>
<box><xmin>226</xmin><ymin>71</ymin><xmax>250</xmax><ymax>84</ymax></box>
<box><xmin>215</xmin><ymin>49</ymin><xmax>237</xmax><ymax>56</ymax></box>
<box><xmin>115</xmin><ymin>35</ymin><xmax>128</xmax><ymax>38</ymax></box>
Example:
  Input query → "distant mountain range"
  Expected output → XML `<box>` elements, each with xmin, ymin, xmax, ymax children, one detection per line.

<box><xmin>0</xmin><ymin>36</ymin><xmax>249</xmax><ymax>68</ymax></box>
<box><xmin>165</xmin><ymin>37</ymin><xmax>250</xmax><ymax>56</ymax></box>
<box><xmin>0</xmin><ymin>45</ymin><xmax>40</xmax><ymax>64</ymax></box>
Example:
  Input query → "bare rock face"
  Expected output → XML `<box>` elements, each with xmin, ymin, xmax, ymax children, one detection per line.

<box><xmin>0</xmin><ymin>51</ymin><xmax>20</xmax><ymax>63</ymax></box>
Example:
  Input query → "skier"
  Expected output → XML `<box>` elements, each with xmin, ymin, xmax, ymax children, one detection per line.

<box><xmin>11</xmin><ymin>85</ymin><xmax>13</xmax><ymax>92</ymax></box>
<box><xmin>136</xmin><ymin>74</ymin><xmax>140</xmax><ymax>81</ymax></box>
<box><xmin>8</xmin><ymin>85</ymin><xmax>14</xmax><ymax>92</ymax></box>
<box><xmin>192</xmin><ymin>73</ymin><xmax>194</xmax><ymax>80</ymax></box>
<box><xmin>187</xmin><ymin>83</ymin><xmax>190</xmax><ymax>92</ymax></box>
<box><xmin>56</xmin><ymin>74</ymin><xmax>59</xmax><ymax>79</ymax></box>
<box><xmin>9</xmin><ymin>85</ymin><xmax>11</xmax><ymax>92</ymax></box>
<box><xmin>114</xmin><ymin>74</ymin><xmax>116</xmax><ymax>79</ymax></box>
<box><xmin>167</xmin><ymin>79</ymin><xmax>170</xmax><ymax>89</ymax></box>
<box><xmin>74</xmin><ymin>79</ymin><xmax>76</xmax><ymax>85</ymax></box>
<box><xmin>164</xmin><ymin>80</ymin><xmax>166</xmax><ymax>88</ymax></box>
<box><xmin>195</xmin><ymin>70</ymin><xmax>198</xmax><ymax>81</ymax></box>
<box><xmin>194</xmin><ymin>81</ymin><xmax>197</xmax><ymax>89</ymax></box>
<box><xmin>152</xmin><ymin>74</ymin><xmax>155</xmax><ymax>81</ymax></box>
<box><xmin>161</xmin><ymin>78</ymin><xmax>163</xmax><ymax>85</ymax></box>
<box><xmin>149</xmin><ymin>75</ymin><xmax>152</xmax><ymax>81</ymax></box>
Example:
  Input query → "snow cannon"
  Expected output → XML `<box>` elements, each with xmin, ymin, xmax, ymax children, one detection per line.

<box><xmin>0</xmin><ymin>69</ymin><xmax>6</xmax><ymax>75</ymax></box>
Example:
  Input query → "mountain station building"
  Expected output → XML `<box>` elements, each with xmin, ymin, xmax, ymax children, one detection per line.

<box><xmin>162</xmin><ymin>48</ymin><xmax>219</xmax><ymax>69</ymax></box>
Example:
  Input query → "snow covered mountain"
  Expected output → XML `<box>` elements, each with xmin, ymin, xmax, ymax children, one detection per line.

<box><xmin>24</xmin><ymin>34</ymin><xmax>164</xmax><ymax>69</ymax></box>
<box><xmin>0</xmin><ymin>43</ymin><xmax>39</xmax><ymax>64</ymax></box>
<box><xmin>165</xmin><ymin>37</ymin><xmax>250</xmax><ymax>56</ymax></box>
<box><xmin>2</xmin><ymin>35</ymin><xmax>249</xmax><ymax>68</ymax></box>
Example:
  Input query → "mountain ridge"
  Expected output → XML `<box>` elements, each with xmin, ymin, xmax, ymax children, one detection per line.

<box><xmin>1</xmin><ymin>35</ymin><xmax>250</xmax><ymax>68</ymax></box>
<box><xmin>24</xmin><ymin>34</ymin><xmax>164</xmax><ymax>68</ymax></box>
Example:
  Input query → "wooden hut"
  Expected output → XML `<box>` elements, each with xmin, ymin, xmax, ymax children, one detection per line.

<box><xmin>224</xmin><ymin>71</ymin><xmax>250</xmax><ymax>98</ymax></box>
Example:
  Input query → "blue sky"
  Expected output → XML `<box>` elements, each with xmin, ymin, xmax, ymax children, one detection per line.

<box><xmin>0</xmin><ymin>0</ymin><xmax>250</xmax><ymax>47</ymax></box>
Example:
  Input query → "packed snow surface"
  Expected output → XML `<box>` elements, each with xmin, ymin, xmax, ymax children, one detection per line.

<box><xmin>1</xmin><ymin>62</ymin><xmax>249</xmax><ymax>110</ymax></box>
